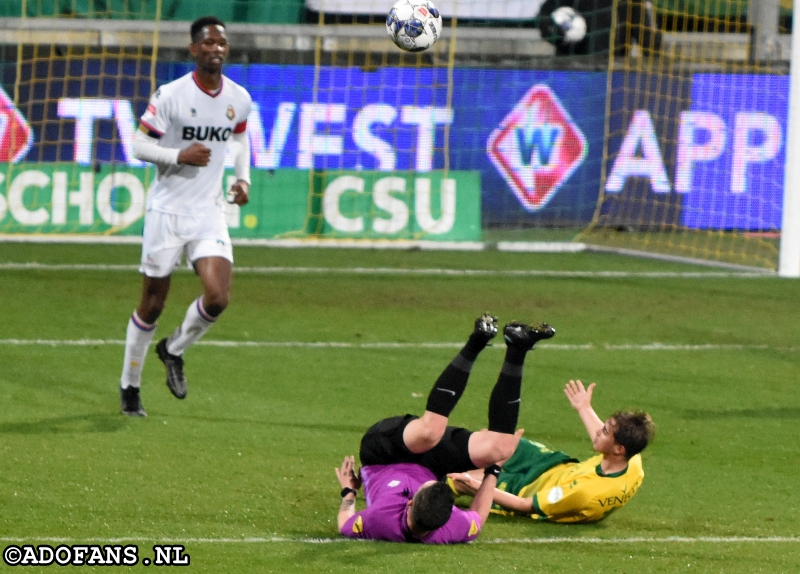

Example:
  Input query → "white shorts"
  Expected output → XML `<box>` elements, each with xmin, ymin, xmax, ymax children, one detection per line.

<box><xmin>139</xmin><ymin>208</ymin><xmax>233</xmax><ymax>278</ymax></box>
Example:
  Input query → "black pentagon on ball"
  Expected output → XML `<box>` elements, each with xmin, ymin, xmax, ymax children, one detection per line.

<box><xmin>403</xmin><ymin>19</ymin><xmax>424</xmax><ymax>38</ymax></box>
<box><xmin>427</xmin><ymin>3</ymin><xmax>440</xmax><ymax>18</ymax></box>
<box><xmin>386</xmin><ymin>8</ymin><xmax>397</xmax><ymax>28</ymax></box>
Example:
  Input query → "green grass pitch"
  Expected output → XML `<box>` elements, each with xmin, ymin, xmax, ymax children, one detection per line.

<box><xmin>1</xmin><ymin>242</ymin><xmax>798</xmax><ymax>573</ymax></box>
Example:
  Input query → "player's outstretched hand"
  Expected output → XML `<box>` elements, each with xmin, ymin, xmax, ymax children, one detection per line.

<box><xmin>177</xmin><ymin>143</ymin><xmax>212</xmax><ymax>166</ymax></box>
<box><xmin>227</xmin><ymin>179</ymin><xmax>250</xmax><ymax>206</ymax></box>
<box><xmin>335</xmin><ymin>455</ymin><xmax>362</xmax><ymax>490</ymax></box>
<box><xmin>565</xmin><ymin>379</ymin><xmax>595</xmax><ymax>411</ymax></box>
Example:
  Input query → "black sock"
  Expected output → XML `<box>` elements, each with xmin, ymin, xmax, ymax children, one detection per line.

<box><xmin>487</xmin><ymin>349</ymin><xmax>527</xmax><ymax>434</ymax></box>
<box><xmin>461</xmin><ymin>332</ymin><xmax>491</xmax><ymax>362</ymax></box>
<box><xmin>503</xmin><ymin>345</ymin><xmax>528</xmax><ymax>366</ymax></box>
<box><xmin>424</xmin><ymin>339</ymin><xmax>485</xmax><ymax>417</ymax></box>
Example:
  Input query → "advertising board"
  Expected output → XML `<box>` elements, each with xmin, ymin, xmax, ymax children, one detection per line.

<box><xmin>604</xmin><ymin>72</ymin><xmax>788</xmax><ymax>231</ymax></box>
<box><xmin>0</xmin><ymin>163</ymin><xmax>480</xmax><ymax>240</ymax></box>
<box><xmin>3</xmin><ymin>62</ymin><xmax>608</xmax><ymax>231</ymax></box>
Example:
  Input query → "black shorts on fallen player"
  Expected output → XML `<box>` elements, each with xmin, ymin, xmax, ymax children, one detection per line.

<box><xmin>359</xmin><ymin>414</ymin><xmax>475</xmax><ymax>479</ymax></box>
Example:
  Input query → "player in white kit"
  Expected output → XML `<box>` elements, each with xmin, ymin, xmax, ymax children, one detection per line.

<box><xmin>119</xmin><ymin>16</ymin><xmax>252</xmax><ymax>416</ymax></box>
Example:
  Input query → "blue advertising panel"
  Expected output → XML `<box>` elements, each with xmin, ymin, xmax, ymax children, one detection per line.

<box><xmin>6</xmin><ymin>62</ymin><xmax>608</xmax><ymax>225</ymax></box>
<box><xmin>602</xmin><ymin>71</ymin><xmax>693</xmax><ymax>228</ymax></box>
<box><xmin>455</xmin><ymin>70</ymin><xmax>606</xmax><ymax>225</ymax></box>
<box><xmin>603</xmin><ymin>72</ymin><xmax>788</xmax><ymax>232</ymax></box>
<box><xmin>12</xmin><ymin>58</ymin><xmax>154</xmax><ymax>164</ymax></box>
<box><xmin>680</xmin><ymin>74</ymin><xmax>788</xmax><ymax>231</ymax></box>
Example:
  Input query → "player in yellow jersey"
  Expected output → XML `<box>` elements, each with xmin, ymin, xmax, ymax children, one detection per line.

<box><xmin>448</xmin><ymin>380</ymin><xmax>655</xmax><ymax>523</ymax></box>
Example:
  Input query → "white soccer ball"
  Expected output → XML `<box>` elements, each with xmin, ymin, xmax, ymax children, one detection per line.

<box><xmin>550</xmin><ymin>6</ymin><xmax>587</xmax><ymax>45</ymax></box>
<box><xmin>386</xmin><ymin>0</ymin><xmax>443</xmax><ymax>52</ymax></box>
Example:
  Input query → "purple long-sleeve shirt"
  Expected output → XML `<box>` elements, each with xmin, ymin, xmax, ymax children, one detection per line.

<box><xmin>340</xmin><ymin>463</ymin><xmax>482</xmax><ymax>544</ymax></box>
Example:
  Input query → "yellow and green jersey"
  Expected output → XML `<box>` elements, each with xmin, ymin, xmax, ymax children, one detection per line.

<box><xmin>493</xmin><ymin>438</ymin><xmax>645</xmax><ymax>523</ymax></box>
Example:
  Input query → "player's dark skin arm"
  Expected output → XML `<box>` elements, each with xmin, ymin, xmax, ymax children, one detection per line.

<box><xmin>177</xmin><ymin>143</ymin><xmax>211</xmax><ymax>166</ymax></box>
<box><xmin>227</xmin><ymin>180</ymin><xmax>249</xmax><ymax>206</ymax></box>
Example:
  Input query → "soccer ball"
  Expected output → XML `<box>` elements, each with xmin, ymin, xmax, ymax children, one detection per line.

<box><xmin>386</xmin><ymin>0</ymin><xmax>443</xmax><ymax>52</ymax></box>
<box><xmin>546</xmin><ymin>6</ymin><xmax>587</xmax><ymax>45</ymax></box>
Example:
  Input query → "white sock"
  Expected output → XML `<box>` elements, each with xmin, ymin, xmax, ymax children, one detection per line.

<box><xmin>166</xmin><ymin>297</ymin><xmax>216</xmax><ymax>356</ymax></box>
<box><xmin>120</xmin><ymin>311</ymin><xmax>157</xmax><ymax>389</ymax></box>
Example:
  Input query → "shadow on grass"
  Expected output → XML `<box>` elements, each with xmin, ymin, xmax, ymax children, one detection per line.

<box><xmin>0</xmin><ymin>413</ymin><xmax>127</xmax><ymax>435</ymax></box>
<box><xmin>681</xmin><ymin>407</ymin><xmax>800</xmax><ymax>420</ymax></box>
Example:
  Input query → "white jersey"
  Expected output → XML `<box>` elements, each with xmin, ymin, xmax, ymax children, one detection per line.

<box><xmin>139</xmin><ymin>71</ymin><xmax>252</xmax><ymax>216</ymax></box>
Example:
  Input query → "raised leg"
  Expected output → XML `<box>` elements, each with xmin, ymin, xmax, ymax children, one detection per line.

<box><xmin>469</xmin><ymin>321</ymin><xmax>555</xmax><ymax>466</ymax></box>
<box><xmin>403</xmin><ymin>314</ymin><xmax>498</xmax><ymax>454</ymax></box>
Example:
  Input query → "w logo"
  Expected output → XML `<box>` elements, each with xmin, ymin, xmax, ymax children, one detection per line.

<box><xmin>516</xmin><ymin>124</ymin><xmax>562</xmax><ymax>168</ymax></box>
<box><xmin>487</xmin><ymin>85</ymin><xmax>587</xmax><ymax>212</ymax></box>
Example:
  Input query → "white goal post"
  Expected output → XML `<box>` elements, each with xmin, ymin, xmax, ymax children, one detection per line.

<box><xmin>780</xmin><ymin>0</ymin><xmax>800</xmax><ymax>277</ymax></box>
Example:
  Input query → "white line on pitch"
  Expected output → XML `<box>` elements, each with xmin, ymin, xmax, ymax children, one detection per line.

<box><xmin>484</xmin><ymin>536</ymin><xmax>800</xmax><ymax>544</ymax></box>
<box><xmin>0</xmin><ymin>262</ymin><xmax>772</xmax><ymax>278</ymax></box>
<box><xmin>0</xmin><ymin>536</ymin><xmax>797</xmax><ymax>544</ymax></box>
<box><xmin>0</xmin><ymin>339</ymin><xmax>795</xmax><ymax>352</ymax></box>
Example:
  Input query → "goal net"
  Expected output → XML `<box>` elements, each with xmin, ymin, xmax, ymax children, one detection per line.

<box><xmin>582</xmin><ymin>0</ymin><xmax>790</xmax><ymax>269</ymax></box>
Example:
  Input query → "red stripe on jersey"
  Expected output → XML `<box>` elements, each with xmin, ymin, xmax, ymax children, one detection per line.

<box><xmin>192</xmin><ymin>71</ymin><xmax>224</xmax><ymax>98</ymax></box>
<box><xmin>139</xmin><ymin>120</ymin><xmax>163</xmax><ymax>137</ymax></box>
<box><xmin>233</xmin><ymin>120</ymin><xmax>247</xmax><ymax>134</ymax></box>
<box><xmin>146</xmin><ymin>103</ymin><xmax>156</xmax><ymax>114</ymax></box>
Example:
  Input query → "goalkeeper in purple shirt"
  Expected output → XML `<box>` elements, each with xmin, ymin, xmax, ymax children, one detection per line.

<box><xmin>335</xmin><ymin>314</ymin><xmax>555</xmax><ymax>544</ymax></box>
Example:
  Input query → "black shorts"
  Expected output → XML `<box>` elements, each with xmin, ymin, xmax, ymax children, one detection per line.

<box><xmin>358</xmin><ymin>414</ymin><xmax>475</xmax><ymax>479</ymax></box>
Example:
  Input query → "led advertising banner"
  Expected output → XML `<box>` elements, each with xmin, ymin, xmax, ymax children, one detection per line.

<box><xmin>3</xmin><ymin>62</ymin><xmax>608</xmax><ymax>229</ymax></box>
<box><xmin>604</xmin><ymin>72</ymin><xmax>788</xmax><ymax>232</ymax></box>
<box><xmin>680</xmin><ymin>74</ymin><xmax>787</xmax><ymax>231</ymax></box>
<box><xmin>11</xmin><ymin>58</ymin><xmax>154</xmax><ymax>165</ymax></box>
<box><xmin>602</xmin><ymin>71</ymin><xmax>693</xmax><ymax>230</ymax></box>
<box><xmin>4</xmin><ymin>62</ymin><xmax>791</xmax><ymax>233</ymax></box>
